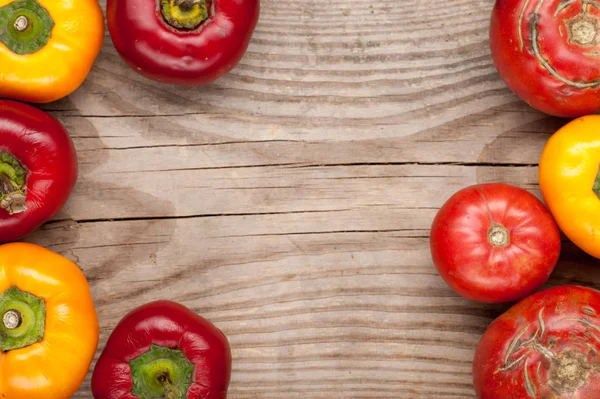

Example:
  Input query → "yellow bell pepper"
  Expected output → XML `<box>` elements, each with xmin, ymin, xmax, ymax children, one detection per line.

<box><xmin>0</xmin><ymin>243</ymin><xmax>99</xmax><ymax>398</ymax></box>
<box><xmin>0</xmin><ymin>0</ymin><xmax>104</xmax><ymax>103</ymax></box>
<box><xmin>539</xmin><ymin>115</ymin><xmax>600</xmax><ymax>259</ymax></box>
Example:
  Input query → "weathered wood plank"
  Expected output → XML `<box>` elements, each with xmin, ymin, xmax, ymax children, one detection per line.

<box><xmin>43</xmin><ymin>0</ymin><xmax>564</xmax><ymax>171</ymax></box>
<box><xmin>9</xmin><ymin>0</ymin><xmax>591</xmax><ymax>397</ymax></box>
<box><xmin>53</xmin><ymin>163</ymin><xmax>540</xmax><ymax>221</ymax></box>
<box><xmin>25</xmin><ymin>218</ymin><xmax>599</xmax><ymax>398</ymax></box>
<box><xmin>61</xmin><ymin>109</ymin><xmax>558</xmax><ymax>163</ymax></box>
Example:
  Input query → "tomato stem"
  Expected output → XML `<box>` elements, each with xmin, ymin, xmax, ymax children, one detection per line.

<box><xmin>488</xmin><ymin>223</ymin><xmax>510</xmax><ymax>248</ymax></box>
<box><xmin>548</xmin><ymin>351</ymin><xmax>590</xmax><ymax>394</ymax></box>
<box><xmin>567</xmin><ymin>13</ymin><xmax>599</xmax><ymax>47</ymax></box>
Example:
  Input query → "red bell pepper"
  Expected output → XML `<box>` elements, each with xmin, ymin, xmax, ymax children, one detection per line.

<box><xmin>0</xmin><ymin>100</ymin><xmax>78</xmax><ymax>242</ymax></box>
<box><xmin>106</xmin><ymin>0</ymin><xmax>260</xmax><ymax>85</ymax></box>
<box><xmin>92</xmin><ymin>300</ymin><xmax>232</xmax><ymax>399</ymax></box>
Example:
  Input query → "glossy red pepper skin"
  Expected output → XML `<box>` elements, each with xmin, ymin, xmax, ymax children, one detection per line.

<box><xmin>106</xmin><ymin>0</ymin><xmax>260</xmax><ymax>85</ymax></box>
<box><xmin>91</xmin><ymin>300</ymin><xmax>232</xmax><ymax>399</ymax></box>
<box><xmin>0</xmin><ymin>100</ymin><xmax>78</xmax><ymax>242</ymax></box>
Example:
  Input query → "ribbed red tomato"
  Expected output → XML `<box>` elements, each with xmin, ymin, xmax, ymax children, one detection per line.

<box><xmin>474</xmin><ymin>286</ymin><xmax>600</xmax><ymax>398</ymax></box>
<box><xmin>490</xmin><ymin>0</ymin><xmax>600</xmax><ymax>117</ymax></box>
<box><xmin>430</xmin><ymin>183</ymin><xmax>561</xmax><ymax>303</ymax></box>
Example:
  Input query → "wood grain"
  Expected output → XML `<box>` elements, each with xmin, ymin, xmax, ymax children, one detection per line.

<box><xmin>17</xmin><ymin>0</ymin><xmax>595</xmax><ymax>397</ymax></box>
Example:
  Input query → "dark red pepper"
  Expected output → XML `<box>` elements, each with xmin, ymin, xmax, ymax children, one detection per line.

<box><xmin>91</xmin><ymin>300</ymin><xmax>232</xmax><ymax>399</ymax></box>
<box><xmin>0</xmin><ymin>100</ymin><xmax>77</xmax><ymax>242</ymax></box>
<box><xmin>106</xmin><ymin>0</ymin><xmax>259</xmax><ymax>85</ymax></box>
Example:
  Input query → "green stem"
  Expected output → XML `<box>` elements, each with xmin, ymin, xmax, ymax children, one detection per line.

<box><xmin>0</xmin><ymin>286</ymin><xmax>46</xmax><ymax>351</ymax></box>
<box><xmin>161</xmin><ymin>0</ymin><xmax>208</xmax><ymax>29</ymax></box>
<box><xmin>0</xmin><ymin>152</ymin><xmax>27</xmax><ymax>215</ymax></box>
<box><xmin>14</xmin><ymin>15</ymin><xmax>28</xmax><ymax>31</ymax></box>
<box><xmin>130</xmin><ymin>344</ymin><xmax>195</xmax><ymax>399</ymax></box>
<box><xmin>2</xmin><ymin>309</ymin><xmax>22</xmax><ymax>329</ymax></box>
<box><xmin>594</xmin><ymin>166</ymin><xmax>600</xmax><ymax>199</ymax></box>
<box><xmin>0</xmin><ymin>0</ymin><xmax>55</xmax><ymax>55</ymax></box>
<box><xmin>158</xmin><ymin>373</ymin><xmax>179</xmax><ymax>399</ymax></box>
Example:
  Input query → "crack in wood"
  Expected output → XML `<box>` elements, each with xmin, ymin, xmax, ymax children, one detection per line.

<box><xmin>80</xmin><ymin>140</ymin><xmax>303</xmax><ymax>151</ymax></box>
<box><xmin>45</xmin><ymin>209</ymin><xmax>356</xmax><ymax>225</ymax></box>
<box><xmin>290</xmin><ymin>162</ymin><xmax>539</xmax><ymax>168</ymax></box>
<box><xmin>218</xmin><ymin>229</ymin><xmax>429</xmax><ymax>238</ymax></box>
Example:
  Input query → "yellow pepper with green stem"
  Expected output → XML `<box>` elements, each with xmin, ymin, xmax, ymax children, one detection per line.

<box><xmin>0</xmin><ymin>243</ymin><xmax>99</xmax><ymax>398</ymax></box>
<box><xmin>539</xmin><ymin>115</ymin><xmax>600</xmax><ymax>259</ymax></box>
<box><xmin>0</xmin><ymin>0</ymin><xmax>104</xmax><ymax>103</ymax></box>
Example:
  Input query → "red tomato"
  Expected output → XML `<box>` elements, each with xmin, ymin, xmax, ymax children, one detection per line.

<box><xmin>474</xmin><ymin>286</ymin><xmax>600</xmax><ymax>398</ymax></box>
<box><xmin>490</xmin><ymin>0</ymin><xmax>600</xmax><ymax>117</ymax></box>
<box><xmin>430</xmin><ymin>183</ymin><xmax>561</xmax><ymax>303</ymax></box>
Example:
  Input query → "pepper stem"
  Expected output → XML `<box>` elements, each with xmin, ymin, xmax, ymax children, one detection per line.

<box><xmin>161</xmin><ymin>0</ymin><xmax>208</xmax><ymax>29</ymax></box>
<box><xmin>174</xmin><ymin>0</ymin><xmax>198</xmax><ymax>10</ymax></box>
<box><xmin>0</xmin><ymin>286</ymin><xmax>46</xmax><ymax>352</ymax></box>
<box><xmin>0</xmin><ymin>152</ymin><xmax>27</xmax><ymax>215</ymax></box>
<box><xmin>13</xmin><ymin>15</ymin><xmax>28</xmax><ymax>31</ymax></box>
<box><xmin>0</xmin><ymin>0</ymin><xmax>55</xmax><ymax>55</ymax></box>
<box><xmin>130</xmin><ymin>344</ymin><xmax>195</xmax><ymax>399</ymax></box>
<box><xmin>2</xmin><ymin>309</ymin><xmax>22</xmax><ymax>329</ymax></box>
<box><xmin>593</xmin><ymin>166</ymin><xmax>600</xmax><ymax>200</ymax></box>
<box><xmin>158</xmin><ymin>373</ymin><xmax>179</xmax><ymax>399</ymax></box>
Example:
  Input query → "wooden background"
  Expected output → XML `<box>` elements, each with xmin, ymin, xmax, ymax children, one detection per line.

<box><xmin>23</xmin><ymin>0</ymin><xmax>600</xmax><ymax>397</ymax></box>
